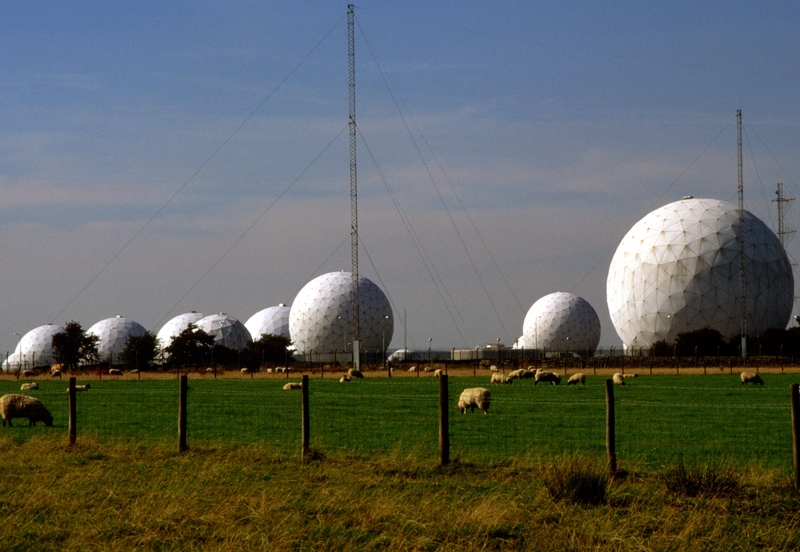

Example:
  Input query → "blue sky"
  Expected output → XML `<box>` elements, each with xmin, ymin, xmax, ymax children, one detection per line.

<box><xmin>1</xmin><ymin>1</ymin><xmax>799</xmax><ymax>355</ymax></box>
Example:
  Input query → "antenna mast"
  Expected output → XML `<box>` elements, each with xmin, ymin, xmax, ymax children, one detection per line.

<box><xmin>774</xmin><ymin>183</ymin><xmax>795</xmax><ymax>249</ymax></box>
<box><xmin>737</xmin><ymin>109</ymin><xmax>747</xmax><ymax>357</ymax></box>
<box><xmin>348</xmin><ymin>4</ymin><xmax>361</xmax><ymax>368</ymax></box>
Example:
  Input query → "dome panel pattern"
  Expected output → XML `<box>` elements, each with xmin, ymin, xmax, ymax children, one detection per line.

<box><xmin>2</xmin><ymin>324</ymin><xmax>65</xmax><ymax>370</ymax></box>
<box><xmin>521</xmin><ymin>292</ymin><xmax>601</xmax><ymax>354</ymax></box>
<box><xmin>195</xmin><ymin>313</ymin><xmax>251</xmax><ymax>350</ymax></box>
<box><xmin>156</xmin><ymin>311</ymin><xmax>207</xmax><ymax>349</ymax></box>
<box><xmin>87</xmin><ymin>316</ymin><xmax>147</xmax><ymax>362</ymax></box>
<box><xmin>607</xmin><ymin>197</ymin><xmax>794</xmax><ymax>349</ymax></box>
<box><xmin>245</xmin><ymin>304</ymin><xmax>290</xmax><ymax>340</ymax></box>
<box><xmin>289</xmin><ymin>271</ymin><xmax>393</xmax><ymax>354</ymax></box>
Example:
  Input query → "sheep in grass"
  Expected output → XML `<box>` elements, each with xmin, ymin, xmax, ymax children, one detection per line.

<box><xmin>458</xmin><ymin>388</ymin><xmax>491</xmax><ymax>414</ymax></box>
<box><xmin>108</xmin><ymin>368</ymin><xmax>123</xmax><ymax>376</ymax></box>
<box><xmin>20</xmin><ymin>383</ymin><xmax>39</xmax><ymax>391</ymax></box>
<box><xmin>339</xmin><ymin>376</ymin><xmax>351</xmax><ymax>383</ymax></box>
<box><xmin>22</xmin><ymin>370</ymin><xmax>36</xmax><ymax>378</ymax></box>
<box><xmin>566</xmin><ymin>373</ymin><xmax>586</xmax><ymax>386</ymax></box>
<box><xmin>741</xmin><ymin>371</ymin><xmax>764</xmax><ymax>385</ymax></box>
<box><xmin>347</xmin><ymin>368</ymin><xmax>364</xmax><ymax>379</ymax></box>
<box><xmin>51</xmin><ymin>370</ymin><xmax>62</xmax><ymax>378</ymax></box>
<box><xmin>491</xmin><ymin>373</ymin><xmax>512</xmax><ymax>385</ymax></box>
<box><xmin>283</xmin><ymin>382</ymin><xmax>302</xmax><ymax>390</ymax></box>
<box><xmin>408</xmin><ymin>366</ymin><xmax>417</xmax><ymax>372</ymax></box>
<box><xmin>489</xmin><ymin>365</ymin><xmax>500</xmax><ymax>372</ymax></box>
<box><xmin>433</xmin><ymin>369</ymin><xmax>442</xmax><ymax>377</ymax></box>
<box><xmin>612</xmin><ymin>373</ymin><xmax>625</xmax><ymax>386</ymax></box>
<box><xmin>67</xmin><ymin>384</ymin><xmax>91</xmax><ymax>392</ymax></box>
<box><xmin>508</xmin><ymin>368</ymin><xmax>534</xmax><ymax>380</ymax></box>
<box><xmin>534</xmin><ymin>371</ymin><xmax>561</xmax><ymax>385</ymax></box>
<box><xmin>623</xmin><ymin>373</ymin><xmax>638</xmax><ymax>379</ymax></box>
<box><xmin>129</xmin><ymin>369</ymin><xmax>139</xmax><ymax>374</ymax></box>
<box><xmin>1</xmin><ymin>394</ymin><xmax>53</xmax><ymax>427</ymax></box>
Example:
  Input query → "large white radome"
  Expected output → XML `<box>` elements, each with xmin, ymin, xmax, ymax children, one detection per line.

<box><xmin>245</xmin><ymin>304</ymin><xmax>291</xmax><ymax>340</ymax></box>
<box><xmin>1</xmin><ymin>324</ymin><xmax>65</xmax><ymax>371</ymax></box>
<box><xmin>157</xmin><ymin>311</ymin><xmax>207</xmax><ymax>349</ymax></box>
<box><xmin>290</xmin><ymin>271</ymin><xmax>393</xmax><ymax>354</ymax></box>
<box><xmin>522</xmin><ymin>292</ymin><xmax>601</xmax><ymax>355</ymax></box>
<box><xmin>195</xmin><ymin>313</ymin><xmax>251</xmax><ymax>350</ymax></box>
<box><xmin>607</xmin><ymin>197</ymin><xmax>794</xmax><ymax>349</ymax></box>
<box><xmin>87</xmin><ymin>316</ymin><xmax>147</xmax><ymax>362</ymax></box>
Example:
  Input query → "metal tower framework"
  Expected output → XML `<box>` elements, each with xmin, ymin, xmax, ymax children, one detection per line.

<box><xmin>348</xmin><ymin>5</ymin><xmax>361</xmax><ymax>366</ymax></box>
<box><xmin>775</xmin><ymin>183</ymin><xmax>795</xmax><ymax>249</ymax></box>
<box><xmin>737</xmin><ymin>109</ymin><xmax>747</xmax><ymax>357</ymax></box>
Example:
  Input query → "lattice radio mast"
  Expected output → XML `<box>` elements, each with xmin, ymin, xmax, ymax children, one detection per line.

<box><xmin>774</xmin><ymin>183</ymin><xmax>795</xmax><ymax>249</ymax></box>
<box><xmin>737</xmin><ymin>109</ymin><xmax>747</xmax><ymax>357</ymax></box>
<box><xmin>348</xmin><ymin>5</ymin><xmax>361</xmax><ymax>369</ymax></box>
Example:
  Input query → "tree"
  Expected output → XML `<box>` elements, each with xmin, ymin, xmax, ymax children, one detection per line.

<box><xmin>674</xmin><ymin>328</ymin><xmax>726</xmax><ymax>356</ymax></box>
<box><xmin>51</xmin><ymin>321</ymin><xmax>100</xmax><ymax>371</ymax></box>
<box><xmin>165</xmin><ymin>324</ymin><xmax>215</xmax><ymax>367</ymax></box>
<box><xmin>247</xmin><ymin>334</ymin><xmax>293</xmax><ymax>365</ymax></box>
<box><xmin>120</xmin><ymin>331</ymin><xmax>160</xmax><ymax>369</ymax></box>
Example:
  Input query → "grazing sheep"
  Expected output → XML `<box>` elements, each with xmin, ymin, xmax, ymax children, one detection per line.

<box><xmin>20</xmin><ymin>383</ymin><xmax>39</xmax><ymax>391</ymax></box>
<box><xmin>489</xmin><ymin>365</ymin><xmax>500</xmax><ymax>372</ymax></box>
<box><xmin>566</xmin><ymin>373</ymin><xmax>586</xmax><ymax>386</ymax></box>
<box><xmin>612</xmin><ymin>373</ymin><xmax>625</xmax><ymax>386</ymax></box>
<box><xmin>458</xmin><ymin>388</ymin><xmax>491</xmax><ymax>414</ymax></box>
<box><xmin>623</xmin><ymin>373</ymin><xmax>638</xmax><ymax>379</ymax></box>
<box><xmin>22</xmin><ymin>370</ymin><xmax>36</xmax><ymax>378</ymax></box>
<box><xmin>129</xmin><ymin>369</ymin><xmax>139</xmax><ymax>374</ymax></box>
<box><xmin>508</xmin><ymin>368</ymin><xmax>534</xmax><ymax>380</ymax></box>
<box><xmin>408</xmin><ymin>366</ymin><xmax>417</xmax><ymax>372</ymax></box>
<box><xmin>339</xmin><ymin>376</ymin><xmax>351</xmax><ymax>383</ymax></box>
<box><xmin>1</xmin><ymin>394</ymin><xmax>53</xmax><ymax>427</ymax></box>
<box><xmin>51</xmin><ymin>370</ymin><xmax>62</xmax><ymax>378</ymax></box>
<box><xmin>534</xmin><ymin>371</ymin><xmax>561</xmax><ymax>385</ymax></box>
<box><xmin>491</xmin><ymin>373</ymin><xmax>512</xmax><ymax>385</ymax></box>
<box><xmin>347</xmin><ymin>368</ymin><xmax>364</xmax><ymax>379</ymax></box>
<box><xmin>741</xmin><ymin>371</ymin><xmax>764</xmax><ymax>385</ymax></box>
<box><xmin>433</xmin><ymin>369</ymin><xmax>442</xmax><ymax>377</ymax></box>
<box><xmin>283</xmin><ymin>382</ymin><xmax>302</xmax><ymax>390</ymax></box>
<box><xmin>423</xmin><ymin>366</ymin><xmax>433</xmax><ymax>372</ymax></box>
<box><xmin>108</xmin><ymin>368</ymin><xmax>123</xmax><ymax>376</ymax></box>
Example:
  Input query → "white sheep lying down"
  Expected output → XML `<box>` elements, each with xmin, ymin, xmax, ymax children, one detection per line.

<box><xmin>339</xmin><ymin>376</ymin><xmax>351</xmax><ymax>383</ymax></box>
<box><xmin>491</xmin><ymin>373</ymin><xmax>512</xmax><ymax>385</ymax></box>
<box><xmin>740</xmin><ymin>371</ymin><xmax>764</xmax><ymax>385</ymax></box>
<box><xmin>612</xmin><ymin>373</ymin><xmax>625</xmax><ymax>386</ymax></box>
<box><xmin>458</xmin><ymin>387</ymin><xmax>491</xmax><ymax>414</ymax></box>
<box><xmin>66</xmin><ymin>384</ymin><xmax>91</xmax><ymax>392</ymax></box>
<box><xmin>623</xmin><ymin>373</ymin><xmax>638</xmax><ymax>379</ymax></box>
<box><xmin>283</xmin><ymin>382</ymin><xmax>302</xmax><ymax>390</ymax></box>
<box><xmin>20</xmin><ymin>383</ymin><xmax>39</xmax><ymax>391</ymax></box>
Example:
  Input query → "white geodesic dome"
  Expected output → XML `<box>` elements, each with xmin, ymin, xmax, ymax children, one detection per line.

<box><xmin>2</xmin><ymin>352</ymin><xmax>24</xmax><ymax>373</ymax></box>
<box><xmin>289</xmin><ymin>271</ymin><xmax>393</xmax><ymax>354</ymax></box>
<box><xmin>607</xmin><ymin>197</ymin><xmax>794</xmax><ymax>349</ymax></box>
<box><xmin>1</xmin><ymin>324</ymin><xmax>65</xmax><ymax>371</ymax></box>
<box><xmin>156</xmin><ymin>311</ymin><xmax>207</xmax><ymax>349</ymax></box>
<box><xmin>522</xmin><ymin>292</ymin><xmax>601</xmax><ymax>355</ymax></box>
<box><xmin>245</xmin><ymin>304</ymin><xmax>290</xmax><ymax>340</ymax></box>
<box><xmin>194</xmin><ymin>313</ymin><xmax>251</xmax><ymax>350</ymax></box>
<box><xmin>87</xmin><ymin>316</ymin><xmax>148</xmax><ymax>362</ymax></box>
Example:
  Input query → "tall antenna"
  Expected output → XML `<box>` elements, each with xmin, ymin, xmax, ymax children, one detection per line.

<box><xmin>737</xmin><ymin>109</ymin><xmax>747</xmax><ymax>357</ymax></box>
<box><xmin>348</xmin><ymin>4</ymin><xmax>361</xmax><ymax>367</ymax></box>
<box><xmin>774</xmin><ymin>183</ymin><xmax>795</xmax><ymax>249</ymax></box>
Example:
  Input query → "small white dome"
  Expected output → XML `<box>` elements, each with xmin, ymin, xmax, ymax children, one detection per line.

<box><xmin>522</xmin><ymin>292</ymin><xmax>601</xmax><ymax>354</ymax></box>
<box><xmin>245</xmin><ymin>305</ymin><xmax>291</xmax><ymax>340</ymax></box>
<box><xmin>157</xmin><ymin>311</ymin><xmax>207</xmax><ymax>349</ymax></box>
<box><xmin>195</xmin><ymin>313</ymin><xmax>251</xmax><ymax>350</ymax></box>
<box><xmin>87</xmin><ymin>316</ymin><xmax>147</xmax><ymax>362</ymax></box>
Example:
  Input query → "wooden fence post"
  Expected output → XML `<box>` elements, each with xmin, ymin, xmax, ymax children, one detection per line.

<box><xmin>68</xmin><ymin>377</ymin><xmax>76</xmax><ymax>446</ymax></box>
<box><xmin>301</xmin><ymin>375</ymin><xmax>310</xmax><ymax>458</ymax></box>
<box><xmin>439</xmin><ymin>375</ymin><xmax>450</xmax><ymax>466</ymax></box>
<box><xmin>791</xmin><ymin>384</ymin><xmax>800</xmax><ymax>491</ymax></box>
<box><xmin>178</xmin><ymin>375</ymin><xmax>188</xmax><ymax>453</ymax></box>
<box><xmin>605</xmin><ymin>379</ymin><xmax>617</xmax><ymax>475</ymax></box>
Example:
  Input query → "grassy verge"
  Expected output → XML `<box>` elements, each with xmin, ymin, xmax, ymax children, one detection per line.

<box><xmin>1</xmin><ymin>438</ymin><xmax>800</xmax><ymax>551</ymax></box>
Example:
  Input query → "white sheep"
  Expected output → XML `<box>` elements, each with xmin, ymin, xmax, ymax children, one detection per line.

<box><xmin>491</xmin><ymin>373</ymin><xmax>512</xmax><ymax>385</ymax></box>
<box><xmin>458</xmin><ymin>387</ymin><xmax>491</xmax><ymax>414</ymax></box>
<box><xmin>612</xmin><ymin>373</ymin><xmax>625</xmax><ymax>386</ymax></box>
<box><xmin>22</xmin><ymin>370</ymin><xmax>36</xmax><ymax>378</ymax></box>
<box><xmin>206</xmin><ymin>367</ymin><xmax>214</xmax><ymax>373</ymax></box>
<box><xmin>489</xmin><ymin>365</ymin><xmax>500</xmax><ymax>372</ymax></box>
<box><xmin>66</xmin><ymin>384</ymin><xmax>91</xmax><ymax>393</ymax></box>
<box><xmin>283</xmin><ymin>382</ymin><xmax>302</xmax><ymax>390</ymax></box>
<box><xmin>408</xmin><ymin>366</ymin><xmax>417</xmax><ymax>372</ymax></box>
<box><xmin>339</xmin><ymin>376</ymin><xmax>351</xmax><ymax>383</ymax></box>
<box><xmin>20</xmin><ymin>382</ymin><xmax>39</xmax><ymax>391</ymax></box>
<box><xmin>1</xmin><ymin>394</ymin><xmax>53</xmax><ymax>427</ymax></box>
<box><xmin>129</xmin><ymin>369</ymin><xmax>139</xmax><ymax>374</ymax></box>
<box><xmin>740</xmin><ymin>371</ymin><xmax>764</xmax><ymax>385</ymax></box>
<box><xmin>508</xmin><ymin>368</ymin><xmax>534</xmax><ymax>380</ymax></box>
<box><xmin>347</xmin><ymin>368</ymin><xmax>364</xmax><ymax>379</ymax></box>
<box><xmin>534</xmin><ymin>371</ymin><xmax>561</xmax><ymax>385</ymax></box>
<box><xmin>51</xmin><ymin>370</ymin><xmax>62</xmax><ymax>378</ymax></box>
<box><xmin>433</xmin><ymin>369</ymin><xmax>442</xmax><ymax>377</ymax></box>
<box><xmin>623</xmin><ymin>373</ymin><xmax>638</xmax><ymax>379</ymax></box>
<box><xmin>566</xmin><ymin>373</ymin><xmax>586</xmax><ymax>386</ymax></box>
<box><xmin>108</xmin><ymin>368</ymin><xmax>123</xmax><ymax>376</ymax></box>
<box><xmin>423</xmin><ymin>366</ymin><xmax>433</xmax><ymax>372</ymax></box>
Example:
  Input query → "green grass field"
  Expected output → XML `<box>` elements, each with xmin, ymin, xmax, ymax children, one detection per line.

<box><xmin>1</xmin><ymin>373</ymin><xmax>795</xmax><ymax>471</ymax></box>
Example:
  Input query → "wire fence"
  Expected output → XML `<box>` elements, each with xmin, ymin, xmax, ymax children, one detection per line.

<box><xmin>0</xmin><ymin>374</ymin><xmax>796</xmax><ymax>473</ymax></box>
